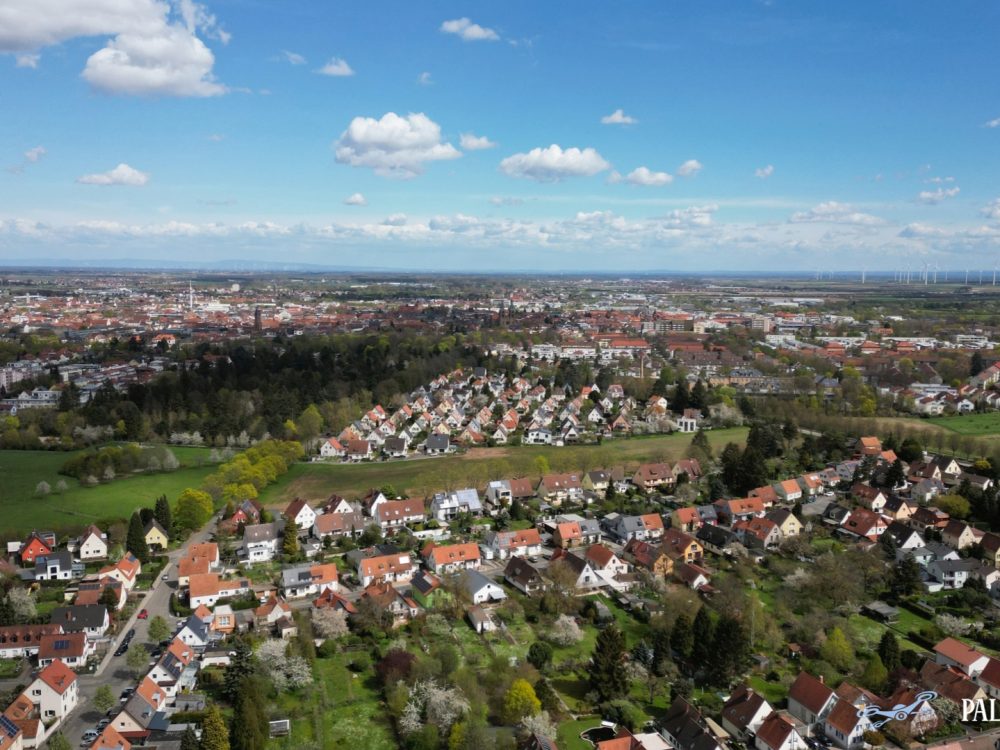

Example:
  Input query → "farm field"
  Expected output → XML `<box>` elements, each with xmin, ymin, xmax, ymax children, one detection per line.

<box><xmin>0</xmin><ymin>446</ymin><xmax>216</xmax><ymax>536</ymax></box>
<box><xmin>256</xmin><ymin>427</ymin><xmax>747</xmax><ymax>506</ymax></box>
<box><xmin>923</xmin><ymin>412</ymin><xmax>1000</xmax><ymax>435</ymax></box>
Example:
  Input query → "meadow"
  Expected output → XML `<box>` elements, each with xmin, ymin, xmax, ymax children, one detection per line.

<box><xmin>0</xmin><ymin>446</ymin><xmax>216</xmax><ymax>537</ymax></box>
<box><xmin>256</xmin><ymin>427</ymin><xmax>747</xmax><ymax>507</ymax></box>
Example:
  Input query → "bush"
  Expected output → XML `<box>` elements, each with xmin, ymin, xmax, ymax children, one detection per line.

<box><xmin>318</xmin><ymin>641</ymin><xmax>339</xmax><ymax>659</ymax></box>
<box><xmin>600</xmin><ymin>700</ymin><xmax>646</xmax><ymax>731</ymax></box>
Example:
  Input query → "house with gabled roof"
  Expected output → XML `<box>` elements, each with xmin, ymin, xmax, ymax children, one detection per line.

<box><xmin>624</xmin><ymin>538</ymin><xmax>673</xmax><ymax>578</ymax></box>
<box><xmin>375</xmin><ymin>499</ymin><xmax>425</xmax><ymax>532</ymax></box>
<box><xmin>483</xmin><ymin>529</ymin><xmax>542</xmax><ymax>560</ymax></box>
<box><xmin>661</xmin><ymin>528</ymin><xmax>703</xmax><ymax>564</ymax></box>
<box><xmin>28</xmin><ymin>659</ymin><xmax>78</xmax><ymax>724</ymax></box>
<box><xmin>357</xmin><ymin>552</ymin><xmax>416</xmax><ymax>587</ymax></box>
<box><xmin>934</xmin><ymin>637</ymin><xmax>990</xmax><ymax>677</ymax></box>
<box><xmin>280</xmin><ymin>562</ymin><xmax>338</xmax><ymax>599</ymax></box>
<box><xmin>631</xmin><ymin>463</ymin><xmax>674</xmax><ymax>493</ymax></box>
<box><xmin>504</xmin><ymin>557</ymin><xmax>546</xmax><ymax>595</ymax></box>
<box><xmin>787</xmin><ymin>672</ymin><xmax>836</xmax><ymax>730</ymax></box>
<box><xmin>37</xmin><ymin>632</ymin><xmax>92</xmax><ymax>669</ymax></box>
<box><xmin>78</xmin><ymin>525</ymin><xmax>108</xmax><ymax>560</ymax></box>
<box><xmin>423</xmin><ymin>542</ymin><xmax>481</xmax><ymax>574</ymax></box>
<box><xmin>284</xmin><ymin>498</ymin><xmax>317</xmax><ymax>531</ymax></box>
<box><xmin>755</xmin><ymin>712</ymin><xmax>804</xmax><ymax>750</ymax></box>
<box><xmin>722</xmin><ymin>685</ymin><xmax>773</xmax><ymax>738</ymax></box>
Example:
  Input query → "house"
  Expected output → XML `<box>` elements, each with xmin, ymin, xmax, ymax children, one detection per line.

<box><xmin>358</xmin><ymin>583</ymin><xmax>420</xmax><ymax>626</ymax></box>
<box><xmin>631</xmin><ymin>463</ymin><xmax>674</xmax><ymax>493</ymax></box>
<box><xmin>883</xmin><ymin>521</ymin><xmax>924</xmax><ymax>550</ymax></box>
<box><xmin>423</xmin><ymin>542</ymin><xmax>481</xmax><ymax>574</ymax></box>
<box><xmin>281</xmin><ymin>563</ymin><xmax>339</xmax><ymax>599</ymax></box>
<box><xmin>177</xmin><ymin>542</ymin><xmax>221</xmax><ymax>586</ymax></box>
<box><xmin>319</xmin><ymin>437</ymin><xmax>346</xmax><ymax>458</ymax></box>
<box><xmin>459</xmin><ymin>569</ymin><xmax>507</xmax><ymax>605</ymax></box>
<box><xmin>18</xmin><ymin>532</ymin><xmax>53</xmax><ymax>565</ymax></box>
<box><xmin>91</xmin><ymin>726</ymin><xmax>132</xmax><ymax>750</ymax></box>
<box><xmin>553</xmin><ymin>522</ymin><xmax>584</xmax><ymax>549</ymax></box>
<box><xmin>920</xmin><ymin>660</ymin><xmax>985</xmax><ymax>704</ymax></box>
<box><xmin>881</xmin><ymin>496</ymin><xmax>915</xmax><ymax>522</ymax></box>
<box><xmin>722</xmin><ymin>685</ymin><xmax>774</xmax><ymax>738</ymax></box>
<box><xmin>284</xmin><ymin>499</ymin><xmax>317</xmax><ymax>532</ymax></box>
<box><xmin>142</xmin><ymin>519</ymin><xmax>169</xmax><ymax>551</ymax></box>
<box><xmin>584</xmin><ymin>544</ymin><xmax>630</xmax><ymax>578</ymax></box>
<box><xmin>976</xmin><ymin>657</ymin><xmax>1000</xmax><ymax>699</ymax></box>
<box><xmin>467</xmin><ymin>605</ymin><xmax>497</xmax><ymax>634</ymax></box>
<box><xmin>0</xmin><ymin>624</ymin><xmax>64</xmax><ymax>659</ymax></box>
<box><xmin>674</xmin><ymin>562</ymin><xmax>711</xmax><ymax>590</ymax></box>
<box><xmin>628</xmin><ymin>525</ymin><xmax>678</xmax><ymax>567</ymax></box>
<box><xmin>36</xmin><ymin>632</ymin><xmax>92</xmax><ymax>669</ymax></box>
<box><xmin>851</xmin><ymin>484</ymin><xmax>887</xmax><ymax>512</ymax></box>
<box><xmin>909</xmin><ymin>506</ymin><xmax>950</xmax><ymax>532</ymax></box>
<box><xmin>312</xmin><ymin>589</ymin><xmax>357</xmax><ymax>616</ymax></box>
<box><xmin>787</xmin><ymin>672</ymin><xmax>836</xmax><ymax>730</ymax></box>
<box><xmin>424</xmin><ymin>435</ymin><xmax>453</xmax><ymax>454</ymax></box>
<box><xmin>879</xmin><ymin>687</ymin><xmax>938</xmax><ymax>736</ymax></box>
<box><xmin>429</xmin><ymin>489</ymin><xmax>484</xmax><ymax>521</ymax></box>
<box><xmin>715</xmin><ymin>498</ymin><xmax>766</xmax><ymax>524</ymax></box>
<box><xmin>775</xmin><ymin>479</ymin><xmax>803</xmax><ymax>504</ymax></box>
<box><xmin>148</xmin><ymin>639</ymin><xmax>197</xmax><ymax>696</ymax></box>
<box><xmin>858</xmin><ymin>436</ymin><xmax>882</xmax><ymax>456</ymax></box>
<box><xmin>346</xmin><ymin>439</ymin><xmax>372</xmax><ymax>461</ymax></box>
<box><xmin>504</xmin><ymin>557</ymin><xmax>546</xmax><ymax>595</ymax></box>
<box><xmin>409</xmin><ymin>571</ymin><xmax>445</xmax><ymax>609</ymax></box>
<box><xmin>21</xmin><ymin>551</ymin><xmax>73</xmax><ymax>582</ymax></box>
<box><xmin>254</xmin><ymin>596</ymin><xmax>296</xmax><ymax>638</ymax></box>
<box><xmin>485</xmin><ymin>480</ymin><xmax>514</xmax><ymax>510</ymax></box>
<box><xmin>734</xmin><ymin>518</ymin><xmax>782</xmax><ymax>551</ymax></box>
<box><xmin>174</xmin><ymin>616</ymin><xmax>210</xmax><ymax>649</ymax></box>
<box><xmin>661</xmin><ymin>528</ymin><xmax>703</xmax><ymax>564</ymax></box>
<box><xmin>674</xmin><ymin>458</ymin><xmax>704</xmax><ymax>483</ymax></box>
<box><xmin>755</xmin><ymin>713</ymin><xmax>804</xmax><ymax>750</ymax></box>
<box><xmin>78</xmin><ymin>525</ymin><xmax>108</xmax><ymax>560</ymax></box>
<box><xmin>537</xmin><ymin>473</ymin><xmax>584</xmax><ymax>504</ymax></box>
<box><xmin>25</xmin><ymin>659</ymin><xmax>78</xmax><ymax>729</ymax></box>
<box><xmin>483</xmin><ymin>529</ymin><xmax>543</xmax><ymax>560</ymax></box>
<box><xmin>671</xmin><ymin>507</ymin><xmax>702</xmax><ymax>533</ymax></box>
<box><xmin>934</xmin><ymin>637</ymin><xmax>990</xmax><ymax>677</ymax></box>
<box><xmin>766</xmin><ymin>508</ymin><xmax>803</xmax><ymax>538</ymax></box>
<box><xmin>982</xmin><ymin>532</ymin><xmax>1000</xmax><ymax>568</ymax></box>
<box><xmin>313</xmin><ymin>510</ymin><xmax>365</xmax><ymax>540</ymax></box>
<box><xmin>582</xmin><ymin>470</ymin><xmax>612</xmax><ymax>494</ymax></box>
<box><xmin>187</xmin><ymin>574</ymin><xmax>251</xmax><ymax>609</ymax></box>
<box><xmin>49</xmin><ymin>605</ymin><xmax>109</xmax><ymax>640</ymax></box>
<box><xmin>241</xmin><ymin>521</ymin><xmax>285</xmax><ymax>564</ymax></box>
<box><xmin>375</xmin><ymin>500</ymin><xmax>426</xmax><ymax>532</ymax></box>
<box><xmin>911</xmin><ymin>478</ymin><xmax>946</xmax><ymax>504</ymax></box>
<box><xmin>549</xmin><ymin>551</ymin><xmax>602</xmax><ymax>591</ymax></box>
<box><xmin>383</xmin><ymin>436</ymin><xmax>408</xmax><ymax>458</ymax></box>
<box><xmin>942</xmin><ymin>520</ymin><xmax>983</xmax><ymax>550</ymax></box>
<box><xmin>605</xmin><ymin>513</ymin><xmax>665</xmax><ymax>544</ymax></box>
<box><xmin>694</xmin><ymin>524</ymin><xmax>739</xmax><ymax>557</ymax></box>
<box><xmin>823</xmin><ymin>698</ymin><xmax>872</xmax><ymax>750</ymax></box>
<box><xmin>840</xmin><ymin>508</ymin><xmax>886</xmax><ymax>541</ymax></box>
<box><xmin>658</xmin><ymin>697</ymin><xmax>727</xmax><ymax>750</ymax></box>
<box><xmin>357</xmin><ymin>553</ymin><xmax>416</xmax><ymax>587</ymax></box>
<box><xmin>927</xmin><ymin>558</ymin><xmax>982</xmax><ymax>590</ymax></box>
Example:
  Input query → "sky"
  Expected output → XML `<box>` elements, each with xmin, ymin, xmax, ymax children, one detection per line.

<box><xmin>1</xmin><ymin>0</ymin><xmax>1000</xmax><ymax>272</ymax></box>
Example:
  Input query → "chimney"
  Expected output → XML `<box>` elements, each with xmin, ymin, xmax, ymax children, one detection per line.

<box><xmin>818</xmin><ymin>675</ymin><xmax>824</xmax><ymax>684</ymax></box>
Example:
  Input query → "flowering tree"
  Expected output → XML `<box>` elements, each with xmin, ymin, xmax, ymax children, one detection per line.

<box><xmin>546</xmin><ymin>614</ymin><xmax>583</xmax><ymax>646</ymax></box>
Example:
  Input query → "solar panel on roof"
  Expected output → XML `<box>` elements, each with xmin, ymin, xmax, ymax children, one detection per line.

<box><xmin>55</xmin><ymin>639</ymin><xmax>70</xmax><ymax>650</ymax></box>
<box><xmin>0</xmin><ymin>715</ymin><xmax>18</xmax><ymax>737</ymax></box>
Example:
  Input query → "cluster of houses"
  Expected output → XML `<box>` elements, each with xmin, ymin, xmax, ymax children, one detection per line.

<box><xmin>316</xmin><ymin>368</ymin><xmax>706</xmax><ymax>463</ymax></box>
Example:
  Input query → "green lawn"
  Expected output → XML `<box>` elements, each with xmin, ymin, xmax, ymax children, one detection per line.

<box><xmin>557</xmin><ymin>716</ymin><xmax>602</xmax><ymax>750</ymax></box>
<box><xmin>257</xmin><ymin>428</ymin><xmax>747</xmax><ymax>506</ymax></box>
<box><xmin>0</xmin><ymin>447</ymin><xmax>217</xmax><ymax>535</ymax></box>
<box><xmin>271</xmin><ymin>653</ymin><xmax>396</xmax><ymax>750</ymax></box>
<box><xmin>925</xmin><ymin>413</ymin><xmax>1000</xmax><ymax>436</ymax></box>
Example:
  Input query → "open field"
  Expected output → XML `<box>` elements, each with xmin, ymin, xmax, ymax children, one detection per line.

<box><xmin>256</xmin><ymin>428</ymin><xmax>748</xmax><ymax>506</ymax></box>
<box><xmin>922</xmin><ymin>413</ymin><xmax>1000</xmax><ymax>435</ymax></box>
<box><xmin>0</xmin><ymin>446</ymin><xmax>216</xmax><ymax>537</ymax></box>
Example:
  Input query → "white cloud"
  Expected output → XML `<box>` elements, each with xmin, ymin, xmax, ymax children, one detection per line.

<box><xmin>624</xmin><ymin>166</ymin><xmax>672</xmax><ymax>187</ymax></box>
<box><xmin>789</xmin><ymin>201</ymin><xmax>885</xmax><ymax>226</ymax></box>
<box><xmin>24</xmin><ymin>146</ymin><xmax>45</xmax><ymax>163</ymax></box>
<box><xmin>15</xmin><ymin>53</ymin><xmax>38</xmax><ymax>68</ymax></box>
<box><xmin>382</xmin><ymin>213</ymin><xmax>407</xmax><ymax>226</ymax></box>
<box><xmin>207</xmin><ymin>133</ymin><xmax>224</xmax><ymax>142</ymax></box>
<box><xmin>489</xmin><ymin>196</ymin><xmax>524</xmax><ymax>206</ymax></box>
<box><xmin>499</xmin><ymin>144</ymin><xmax>610</xmax><ymax>182</ymax></box>
<box><xmin>334</xmin><ymin>111</ymin><xmax>461</xmax><ymax>179</ymax></box>
<box><xmin>981</xmin><ymin>199</ymin><xmax>1000</xmax><ymax>220</ymax></box>
<box><xmin>315</xmin><ymin>57</ymin><xmax>354</xmax><ymax>77</ymax></box>
<box><xmin>925</xmin><ymin>176</ymin><xmax>955</xmax><ymax>184</ymax></box>
<box><xmin>440</xmin><ymin>18</ymin><xmax>499</xmax><ymax>42</ymax></box>
<box><xmin>280</xmin><ymin>50</ymin><xmax>305</xmax><ymax>65</ymax></box>
<box><xmin>754</xmin><ymin>164</ymin><xmax>774</xmax><ymax>179</ymax></box>
<box><xmin>677</xmin><ymin>159</ymin><xmax>703</xmax><ymax>177</ymax></box>
<box><xmin>917</xmin><ymin>186</ymin><xmax>960</xmax><ymax>204</ymax></box>
<box><xmin>898</xmin><ymin>223</ymin><xmax>949</xmax><ymax>239</ymax></box>
<box><xmin>459</xmin><ymin>133</ymin><xmax>496</xmax><ymax>150</ymax></box>
<box><xmin>343</xmin><ymin>192</ymin><xmax>366</xmax><ymax>206</ymax></box>
<box><xmin>83</xmin><ymin>24</ymin><xmax>225</xmax><ymax>97</ymax></box>
<box><xmin>985</xmin><ymin>117</ymin><xmax>1000</xmax><ymax>128</ymax></box>
<box><xmin>417</xmin><ymin>71</ymin><xmax>432</xmax><ymax>85</ymax></box>
<box><xmin>2</xmin><ymin>0</ymin><xmax>228</xmax><ymax>97</ymax></box>
<box><xmin>601</xmin><ymin>108</ymin><xmax>637</xmax><ymax>125</ymax></box>
<box><xmin>76</xmin><ymin>162</ymin><xmax>149</xmax><ymax>186</ymax></box>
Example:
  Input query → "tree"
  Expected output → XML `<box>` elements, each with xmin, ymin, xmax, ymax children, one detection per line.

<box><xmin>690</xmin><ymin>380</ymin><xmax>707</xmax><ymax>411</ymax></box>
<box><xmin>231</xmin><ymin>685</ymin><xmax>267</xmax><ymax>750</ymax></box>
<box><xmin>47</xmin><ymin>733</ymin><xmax>70</xmax><ymax>750</ymax></box>
<box><xmin>670</xmin><ymin>613</ymin><xmax>694</xmax><ymax>660</ymax></box>
<box><xmin>878</xmin><ymin>631</ymin><xmax>901</xmax><ymax>673</ymax></box>
<box><xmin>282</xmin><ymin>527</ymin><xmax>299</xmax><ymax>559</ymax></box>
<box><xmin>936</xmin><ymin>494</ymin><xmax>971</xmax><ymax>519</ymax></box>
<box><xmin>502</xmin><ymin>678</ymin><xmax>541</xmax><ymax>724</ymax></box>
<box><xmin>127</xmin><ymin>511</ymin><xmax>150</xmax><ymax>563</ymax></box>
<box><xmin>148</xmin><ymin>615</ymin><xmax>171</xmax><ymax>643</ymax></box>
<box><xmin>94</xmin><ymin>684</ymin><xmax>116</xmax><ymax>714</ymax></box>
<box><xmin>181</xmin><ymin>725</ymin><xmax>200</xmax><ymax>750</ymax></box>
<box><xmin>223</xmin><ymin>638</ymin><xmax>255</xmax><ymax>702</ymax></box>
<box><xmin>35</xmin><ymin>481</ymin><xmax>50</xmax><ymax>497</ymax></box>
<box><xmin>972</xmin><ymin>350</ymin><xmax>986</xmax><ymax>377</ymax></box>
<box><xmin>691</xmin><ymin>606</ymin><xmax>715</xmax><ymax>665</ymax></box>
<box><xmin>588</xmin><ymin>625</ymin><xmax>628</xmax><ymax>702</ymax></box>
<box><xmin>313</xmin><ymin>608</ymin><xmax>349</xmax><ymax>639</ymax></box>
<box><xmin>673</xmin><ymin>380</ymin><xmax>690</xmax><ymax>412</ymax></box>
<box><xmin>707</xmin><ymin>615</ymin><xmax>751</xmax><ymax>686</ymax></box>
<box><xmin>861</xmin><ymin>654</ymin><xmax>889</xmax><ymax>693</ymax></box>
<box><xmin>527</xmin><ymin>641</ymin><xmax>553</xmax><ymax>672</ymax></box>
<box><xmin>201</xmin><ymin>703</ymin><xmax>231</xmax><ymax>750</ymax></box>
<box><xmin>546</xmin><ymin>614</ymin><xmax>583</xmax><ymax>645</ymax></box>
<box><xmin>883</xmin><ymin>459</ymin><xmax>905</xmax><ymax>490</ymax></box>
<box><xmin>126</xmin><ymin>643</ymin><xmax>149</xmax><ymax>678</ymax></box>
<box><xmin>5</xmin><ymin>587</ymin><xmax>36</xmax><ymax>622</ymax></box>
<box><xmin>898</xmin><ymin>437</ymin><xmax>924</xmax><ymax>463</ymax></box>
<box><xmin>820</xmin><ymin>627</ymin><xmax>854</xmax><ymax>671</ymax></box>
<box><xmin>890</xmin><ymin>555</ymin><xmax>923</xmax><ymax>598</ymax></box>
<box><xmin>175</xmin><ymin>488</ymin><xmax>214</xmax><ymax>531</ymax></box>
<box><xmin>154</xmin><ymin>494</ymin><xmax>173</xmax><ymax>534</ymax></box>
<box><xmin>689</xmin><ymin>429</ymin><xmax>713</xmax><ymax>462</ymax></box>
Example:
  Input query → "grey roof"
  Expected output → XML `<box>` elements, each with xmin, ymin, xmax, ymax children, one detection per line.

<box><xmin>243</xmin><ymin>520</ymin><xmax>284</xmax><ymax>542</ymax></box>
<box><xmin>426</xmin><ymin>435</ymin><xmax>451</xmax><ymax>451</ymax></box>
<box><xmin>180</xmin><ymin>615</ymin><xmax>209</xmax><ymax>642</ymax></box>
<box><xmin>50</xmin><ymin>604</ymin><xmax>107</xmax><ymax>630</ymax></box>
<box><xmin>696</xmin><ymin>524</ymin><xmax>737</xmax><ymax>548</ymax></box>
<box><xmin>281</xmin><ymin>564</ymin><xmax>320</xmax><ymax>588</ymax></box>
<box><xmin>460</xmin><ymin>569</ymin><xmax>504</xmax><ymax>598</ymax></box>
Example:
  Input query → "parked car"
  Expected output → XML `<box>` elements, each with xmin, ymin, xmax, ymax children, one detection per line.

<box><xmin>137</xmin><ymin>609</ymin><xmax>148</xmax><ymax>620</ymax></box>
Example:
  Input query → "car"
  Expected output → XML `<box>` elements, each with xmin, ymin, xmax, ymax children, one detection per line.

<box><xmin>114</xmin><ymin>646</ymin><xmax>127</xmax><ymax>657</ymax></box>
<box><xmin>137</xmin><ymin>609</ymin><xmax>148</xmax><ymax>620</ymax></box>
<box><xmin>96</xmin><ymin>719</ymin><xmax>110</xmax><ymax>730</ymax></box>
<box><xmin>82</xmin><ymin>730</ymin><xmax>99</xmax><ymax>740</ymax></box>
<box><xmin>162</xmin><ymin>573</ymin><xmax>169</xmax><ymax>580</ymax></box>
<box><xmin>126</xmin><ymin>628</ymin><xmax>136</xmax><ymax>639</ymax></box>
<box><xmin>119</xmin><ymin>688</ymin><xmax>134</xmax><ymax>702</ymax></box>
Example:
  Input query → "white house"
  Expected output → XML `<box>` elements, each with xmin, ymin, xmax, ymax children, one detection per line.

<box><xmin>429</xmin><ymin>489</ymin><xmax>484</xmax><ymax>522</ymax></box>
<box><xmin>78</xmin><ymin>525</ymin><xmax>108</xmax><ymax>560</ymax></box>
<box><xmin>28</xmin><ymin>659</ymin><xmax>78</xmax><ymax>723</ymax></box>
<box><xmin>460</xmin><ymin>570</ymin><xmax>507</xmax><ymax>605</ymax></box>
<box><xmin>241</xmin><ymin>521</ymin><xmax>284</xmax><ymax>564</ymax></box>
<box><xmin>283</xmin><ymin>499</ymin><xmax>316</xmax><ymax>532</ymax></box>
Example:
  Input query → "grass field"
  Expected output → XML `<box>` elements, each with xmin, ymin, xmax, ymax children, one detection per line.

<box><xmin>0</xmin><ymin>446</ymin><xmax>217</xmax><ymax>536</ymax></box>
<box><xmin>256</xmin><ymin>427</ymin><xmax>747</xmax><ymax>506</ymax></box>
<box><xmin>923</xmin><ymin>413</ymin><xmax>1000</xmax><ymax>435</ymax></box>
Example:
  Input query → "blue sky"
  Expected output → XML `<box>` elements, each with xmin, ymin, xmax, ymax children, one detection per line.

<box><xmin>1</xmin><ymin>0</ymin><xmax>999</xmax><ymax>271</ymax></box>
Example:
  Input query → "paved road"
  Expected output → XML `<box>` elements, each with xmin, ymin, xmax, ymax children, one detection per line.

<box><xmin>55</xmin><ymin>515</ymin><xmax>219</xmax><ymax>748</ymax></box>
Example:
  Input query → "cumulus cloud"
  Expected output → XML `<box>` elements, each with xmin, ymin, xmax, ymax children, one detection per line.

<box><xmin>315</xmin><ymin>57</ymin><xmax>354</xmax><ymax>77</ymax></box>
<box><xmin>985</xmin><ymin>117</ymin><xmax>1000</xmax><ymax>128</ymax></box>
<box><xmin>1</xmin><ymin>0</ymin><xmax>227</xmax><ymax>96</ymax></box>
<box><xmin>925</xmin><ymin>176</ymin><xmax>955</xmax><ymax>184</ymax></box>
<box><xmin>489</xmin><ymin>196</ymin><xmax>524</xmax><ymax>206</ymax></box>
<box><xmin>755</xmin><ymin>164</ymin><xmax>774</xmax><ymax>179</ymax></box>
<box><xmin>981</xmin><ymin>199</ymin><xmax>1000</xmax><ymax>220</ymax></box>
<box><xmin>898</xmin><ymin>223</ymin><xmax>949</xmax><ymax>239</ymax></box>
<box><xmin>440</xmin><ymin>17</ymin><xmax>499</xmax><ymax>42</ymax></box>
<box><xmin>917</xmin><ymin>186</ymin><xmax>960</xmax><ymax>204</ymax></box>
<box><xmin>382</xmin><ymin>213</ymin><xmax>407</xmax><ymax>226</ymax></box>
<box><xmin>417</xmin><ymin>71</ymin><xmax>432</xmax><ymax>85</ymax></box>
<box><xmin>623</xmin><ymin>166</ymin><xmax>672</xmax><ymax>186</ymax></box>
<box><xmin>601</xmin><ymin>108</ymin><xmax>637</xmax><ymax>125</ymax></box>
<box><xmin>343</xmin><ymin>192</ymin><xmax>366</xmax><ymax>206</ymax></box>
<box><xmin>334</xmin><ymin>112</ymin><xmax>461</xmax><ymax>178</ymax></box>
<box><xmin>677</xmin><ymin>159</ymin><xmax>703</xmax><ymax>177</ymax></box>
<box><xmin>280</xmin><ymin>50</ymin><xmax>305</xmax><ymax>65</ymax></box>
<box><xmin>499</xmin><ymin>144</ymin><xmax>610</xmax><ymax>182</ymax></box>
<box><xmin>15</xmin><ymin>53</ymin><xmax>39</xmax><ymax>68</ymax></box>
<box><xmin>77</xmin><ymin>162</ymin><xmax>149</xmax><ymax>186</ymax></box>
<box><xmin>459</xmin><ymin>133</ymin><xmax>496</xmax><ymax>150</ymax></box>
<box><xmin>789</xmin><ymin>201</ymin><xmax>885</xmax><ymax>226</ymax></box>
<box><xmin>6</xmin><ymin>145</ymin><xmax>46</xmax><ymax>174</ymax></box>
